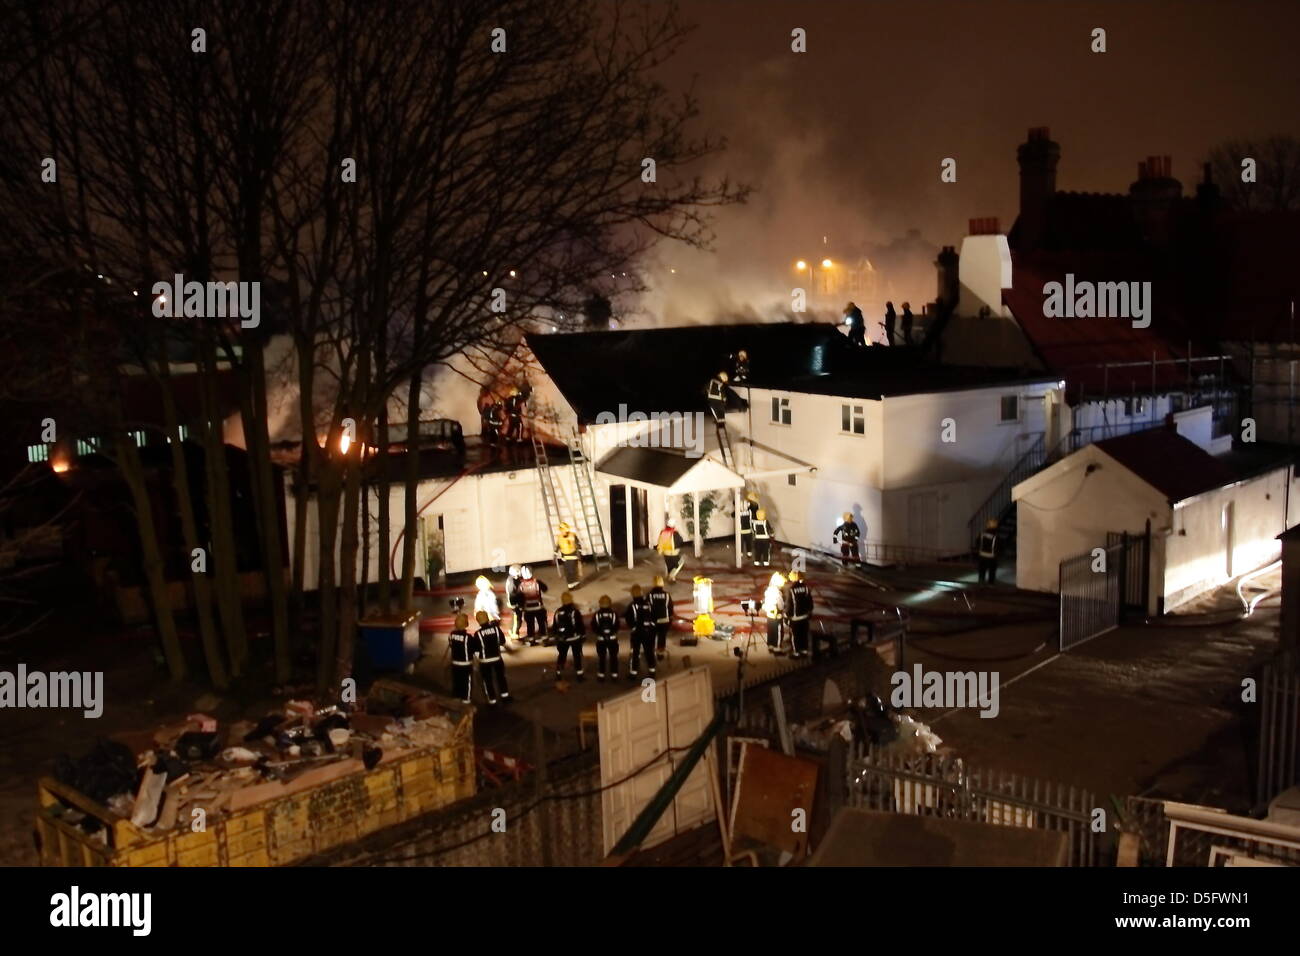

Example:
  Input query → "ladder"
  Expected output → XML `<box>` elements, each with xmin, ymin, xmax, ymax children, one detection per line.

<box><xmin>714</xmin><ymin>417</ymin><xmax>736</xmax><ymax>469</ymax></box>
<box><xmin>531</xmin><ymin>431</ymin><xmax>566</xmax><ymax>581</ymax></box>
<box><xmin>566</xmin><ymin>430</ymin><xmax>611</xmax><ymax>571</ymax></box>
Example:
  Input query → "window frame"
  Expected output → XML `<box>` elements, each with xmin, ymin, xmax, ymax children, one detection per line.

<box><xmin>999</xmin><ymin>394</ymin><xmax>1021</xmax><ymax>424</ymax></box>
<box><xmin>770</xmin><ymin>395</ymin><xmax>792</xmax><ymax>426</ymax></box>
<box><xmin>840</xmin><ymin>403</ymin><xmax>865</xmax><ymax>436</ymax></box>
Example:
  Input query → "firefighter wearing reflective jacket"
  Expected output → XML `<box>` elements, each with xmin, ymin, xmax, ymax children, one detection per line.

<box><xmin>625</xmin><ymin>585</ymin><xmax>656</xmax><ymax>679</ymax></box>
<box><xmin>552</xmin><ymin>592</ymin><xmax>586</xmax><ymax>682</ymax></box>
<box><xmin>484</xmin><ymin>400</ymin><xmax>506</xmax><ymax>449</ymax></box>
<box><xmin>448</xmin><ymin>613</ymin><xmax>479</xmax><ymax>704</ymax></box>
<box><xmin>474</xmin><ymin>611</ymin><xmax>509</xmax><ymax>703</ymax></box>
<box><xmin>752</xmin><ymin>509</ymin><xmax>773</xmax><ymax>567</ymax></box>
<box><xmin>706</xmin><ymin>370</ymin><xmax>730</xmax><ymax>425</ymax></box>
<box><xmin>784</xmin><ymin>570</ymin><xmax>814</xmax><ymax>659</ymax></box>
<box><xmin>762</xmin><ymin>572</ymin><xmax>786</xmax><ymax>654</ymax></box>
<box><xmin>739</xmin><ymin>492</ymin><xmax>759</xmax><ymax>559</ymax></box>
<box><xmin>505</xmin><ymin>565</ymin><xmax>524</xmax><ymax>640</ymax></box>
<box><xmin>518</xmin><ymin>566</ymin><xmax>549</xmax><ymax>644</ymax></box>
<box><xmin>504</xmin><ymin>386</ymin><xmax>526</xmax><ymax>444</ymax></box>
<box><xmin>978</xmin><ymin>519</ymin><xmax>1000</xmax><ymax>584</ymax></box>
<box><xmin>592</xmin><ymin>595</ymin><xmax>621</xmax><ymax>680</ymax></box>
<box><xmin>656</xmin><ymin>518</ymin><xmax>685</xmax><ymax>583</ymax></box>
<box><xmin>833</xmin><ymin>512</ymin><xmax>861</xmax><ymax>567</ymax></box>
<box><xmin>649</xmin><ymin>575</ymin><xmax>673</xmax><ymax>659</ymax></box>
<box><xmin>556</xmin><ymin>522</ymin><xmax>582</xmax><ymax>589</ymax></box>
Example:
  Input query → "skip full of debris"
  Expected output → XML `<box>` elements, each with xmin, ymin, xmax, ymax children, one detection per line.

<box><xmin>48</xmin><ymin>682</ymin><xmax>461</xmax><ymax>839</ymax></box>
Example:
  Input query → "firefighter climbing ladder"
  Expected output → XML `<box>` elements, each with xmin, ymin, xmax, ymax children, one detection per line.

<box><xmin>531</xmin><ymin>428</ymin><xmax>612</xmax><ymax>580</ymax></box>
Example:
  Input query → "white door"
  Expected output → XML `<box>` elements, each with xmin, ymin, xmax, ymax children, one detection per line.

<box><xmin>599</xmin><ymin>688</ymin><xmax>674</xmax><ymax>854</ymax></box>
<box><xmin>907</xmin><ymin>491</ymin><xmax>940</xmax><ymax>551</ymax></box>
<box><xmin>664</xmin><ymin>668</ymin><xmax>716</xmax><ymax>834</ymax></box>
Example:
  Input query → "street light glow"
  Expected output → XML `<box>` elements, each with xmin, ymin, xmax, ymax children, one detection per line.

<box><xmin>795</xmin><ymin>260</ymin><xmax>807</xmax><ymax>270</ymax></box>
<box><xmin>821</xmin><ymin>258</ymin><xmax>832</xmax><ymax>268</ymax></box>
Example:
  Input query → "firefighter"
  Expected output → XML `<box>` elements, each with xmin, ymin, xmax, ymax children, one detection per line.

<box><xmin>474</xmin><ymin>610</ymin><xmax>509</xmax><ymax>703</ymax></box>
<box><xmin>648</xmin><ymin>574</ymin><xmax>673</xmax><ymax>660</ymax></box>
<box><xmin>625</xmin><ymin>584</ymin><xmax>656</xmax><ymax>679</ymax></box>
<box><xmin>785</xmin><ymin>570</ymin><xmax>814</xmax><ymax>659</ymax></box>
<box><xmin>518</xmin><ymin>566</ymin><xmax>549</xmax><ymax>644</ymax></box>
<box><xmin>656</xmin><ymin>517</ymin><xmax>685</xmax><ymax>583</ymax></box>
<box><xmin>484</xmin><ymin>399</ymin><xmax>506</xmax><ymax>452</ymax></box>
<box><xmin>556</xmin><ymin>521</ymin><xmax>583</xmax><ymax>589</ymax></box>
<box><xmin>592</xmin><ymin>594</ymin><xmax>621</xmax><ymax>680</ymax></box>
<box><xmin>731</xmin><ymin>349</ymin><xmax>750</xmax><ymax>385</ymax></box>
<box><xmin>739</xmin><ymin>491</ymin><xmax>759</xmax><ymax>559</ymax></box>
<box><xmin>752</xmin><ymin>508</ymin><xmax>773</xmax><ymax>567</ymax></box>
<box><xmin>474</xmin><ymin>574</ymin><xmax>500</xmax><ymax>621</ymax></box>
<box><xmin>832</xmin><ymin>512</ymin><xmax>861</xmax><ymax>567</ymax></box>
<box><xmin>504</xmin><ymin>386</ymin><xmax>526</xmax><ymax>444</ymax></box>
<box><xmin>505</xmin><ymin>565</ymin><xmax>524</xmax><ymax>640</ymax></box>
<box><xmin>978</xmin><ymin>518</ymin><xmax>1000</xmax><ymax>584</ymax></box>
<box><xmin>761</xmin><ymin>572</ymin><xmax>786</xmax><ymax>654</ymax></box>
<box><xmin>706</xmin><ymin>370</ymin><xmax>730</xmax><ymax>425</ymax></box>
<box><xmin>448</xmin><ymin>613</ymin><xmax>478</xmax><ymax>704</ymax></box>
<box><xmin>844</xmin><ymin>301</ymin><xmax>866</xmax><ymax>347</ymax></box>
<box><xmin>552</xmin><ymin>591</ymin><xmax>586</xmax><ymax>682</ymax></box>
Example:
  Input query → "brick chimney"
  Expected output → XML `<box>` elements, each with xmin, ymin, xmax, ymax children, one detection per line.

<box><xmin>935</xmin><ymin>245</ymin><xmax>959</xmax><ymax>308</ymax></box>
<box><xmin>1016</xmin><ymin>127</ymin><xmax>1060</xmax><ymax>251</ymax></box>
<box><xmin>1129</xmin><ymin>154</ymin><xmax>1183</xmax><ymax>246</ymax></box>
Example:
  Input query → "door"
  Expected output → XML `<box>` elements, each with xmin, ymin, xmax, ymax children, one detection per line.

<box><xmin>907</xmin><ymin>491</ymin><xmax>940</xmax><ymax>551</ymax></box>
<box><xmin>610</xmin><ymin>484</ymin><xmax>629</xmax><ymax>563</ymax></box>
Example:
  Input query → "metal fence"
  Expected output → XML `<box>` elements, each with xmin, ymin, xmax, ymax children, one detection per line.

<box><xmin>1059</xmin><ymin>527</ymin><xmax>1149</xmax><ymax>651</ymax></box>
<box><xmin>1257</xmin><ymin>653</ymin><xmax>1300</xmax><ymax>808</ymax></box>
<box><xmin>847</xmin><ymin>744</ymin><xmax>1102</xmax><ymax>866</ymax></box>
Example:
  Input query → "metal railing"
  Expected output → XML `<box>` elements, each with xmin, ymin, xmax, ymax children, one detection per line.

<box><xmin>967</xmin><ymin>432</ymin><xmax>1047</xmax><ymax>550</ymax></box>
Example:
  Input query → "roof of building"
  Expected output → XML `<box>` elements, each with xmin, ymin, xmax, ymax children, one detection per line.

<box><xmin>595</xmin><ymin>446</ymin><xmax>744</xmax><ymax>492</ymax></box>
<box><xmin>1094</xmin><ymin>430</ymin><xmax>1242</xmax><ymax>502</ymax></box>
<box><xmin>525</xmin><ymin>322</ymin><xmax>851</xmax><ymax>422</ymax></box>
<box><xmin>759</xmin><ymin>361</ymin><xmax>1057</xmax><ymax>400</ymax></box>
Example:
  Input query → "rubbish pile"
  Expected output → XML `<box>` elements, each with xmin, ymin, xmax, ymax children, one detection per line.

<box><xmin>49</xmin><ymin>686</ymin><xmax>460</xmax><ymax>840</ymax></box>
<box><xmin>791</xmin><ymin>694</ymin><xmax>943</xmax><ymax>756</ymax></box>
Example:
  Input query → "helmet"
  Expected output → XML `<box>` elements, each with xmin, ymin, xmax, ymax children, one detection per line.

<box><xmin>788</xmin><ymin>570</ymin><xmax>801</xmax><ymax>582</ymax></box>
<box><xmin>599</xmin><ymin>595</ymin><xmax>612</xmax><ymax>608</ymax></box>
<box><xmin>521</xmin><ymin>566</ymin><xmax>533</xmax><ymax>579</ymax></box>
<box><xmin>558</xmin><ymin>521</ymin><xmax>570</xmax><ymax>533</ymax></box>
<box><xmin>769</xmin><ymin>572</ymin><xmax>786</xmax><ymax>588</ymax></box>
<box><xmin>630</xmin><ymin>584</ymin><xmax>643</xmax><ymax>597</ymax></box>
<box><xmin>756</xmin><ymin>509</ymin><xmax>766</xmax><ymax>520</ymax></box>
<box><xmin>718</xmin><ymin>371</ymin><xmax>729</xmax><ymax>383</ymax></box>
<box><xmin>475</xmin><ymin>575</ymin><xmax>490</xmax><ymax>591</ymax></box>
<box><xmin>844</xmin><ymin>301</ymin><xmax>856</xmax><ymax>312</ymax></box>
<box><xmin>985</xmin><ymin>519</ymin><xmax>998</xmax><ymax>530</ymax></box>
<box><xmin>561</xmin><ymin>592</ymin><xmax>574</xmax><ymax>605</ymax></box>
<box><xmin>746</xmin><ymin>491</ymin><xmax>760</xmax><ymax>504</ymax></box>
<box><xmin>843</xmin><ymin>512</ymin><xmax>852</xmax><ymax>522</ymax></box>
<box><xmin>737</xmin><ymin>349</ymin><xmax>748</xmax><ymax>360</ymax></box>
<box><xmin>666</xmin><ymin>517</ymin><xmax>677</xmax><ymax>528</ymax></box>
<box><xmin>508</xmin><ymin>564</ymin><xmax>521</xmax><ymax>576</ymax></box>
<box><xmin>653</xmin><ymin>575</ymin><xmax>665</xmax><ymax>587</ymax></box>
<box><xmin>454</xmin><ymin>613</ymin><xmax>469</xmax><ymax>629</ymax></box>
<box><xmin>475</xmin><ymin>610</ymin><xmax>489</xmax><ymax>624</ymax></box>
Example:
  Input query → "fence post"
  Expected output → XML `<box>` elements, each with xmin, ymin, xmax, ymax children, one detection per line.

<box><xmin>1058</xmin><ymin>559</ymin><xmax>1065</xmax><ymax>652</ymax></box>
<box><xmin>1118</xmin><ymin>533</ymin><xmax>1129</xmax><ymax>623</ymax></box>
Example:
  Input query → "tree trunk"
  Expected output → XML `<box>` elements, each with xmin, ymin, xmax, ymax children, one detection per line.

<box><xmin>115</xmin><ymin>432</ymin><xmax>187</xmax><ymax>681</ymax></box>
<box><xmin>377</xmin><ymin>332</ymin><xmax>391</xmax><ymax>615</ymax></box>
<box><xmin>400</xmin><ymin>367</ymin><xmax>423</xmax><ymax>609</ymax></box>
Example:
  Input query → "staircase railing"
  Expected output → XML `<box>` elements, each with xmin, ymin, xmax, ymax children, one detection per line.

<box><xmin>967</xmin><ymin>433</ymin><xmax>1046</xmax><ymax>550</ymax></box>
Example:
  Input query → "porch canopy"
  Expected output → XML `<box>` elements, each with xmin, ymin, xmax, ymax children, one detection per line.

<box><xmin>596</xmin><ymin>444</ymin><xmax>812</xmax><ymax>568</ymax></box>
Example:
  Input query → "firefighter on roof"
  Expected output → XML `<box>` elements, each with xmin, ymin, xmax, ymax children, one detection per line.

<box><xmin>656</xmin><ymin>517</ymin><xmax>685</xmax><ymax>583</ymax></box>
<box><xmin>518</xmin><ymin>566</ymin><xmax>549</xmax><ymax>644</ymax></box>
<box><xmin>474</xmin><ymin>610</ymin><xmax>509</xmax><ymax>703</ymax></box>
<box><xmin>752</xmin><ymin>508</ymin><xmax>773</xmax><ymax>567</ymax></box>
<box><xmin>978</xmin><ymin>518</ymin><xmax>1000</xmax><ymax>584</ymax></box>
<box><xmin>552</xmin><ymin>592</ymin><xmax>586</xmax><ymax>682</ymax></box>
<box><xmin>448</xmin><ymin>613</ymin><xmax>479</xmax><ymax>704</ymax></box>
<box><xmin>556</xmin><ymin>521</ymin><xmax>582</xmax><ymax>589</ymax></box>
<box><xmin>785</xmin><ymin>570</ymin><xmax>814</xmax><ymax>659</ymax></box>
<box><xmin>832</xmin><ymin>512</ymin><xmax>861</xmax><ymax>567</ymax></box>
<box><xmin>625</xmin><ymin>584</ymin><xmax>656</xmax><ymax>679</ymax></box>
<box><xmin>762</xmin><ymin>572</ymin><xmax>786</xmax><ymax>654</ymax></box>
<box><xmin>474</xmin><ymin>575</ymin><xmax>499</xmax><ymax>621</ymax></box>
<box><xmin>731</xmin><ymin>349</ymin><xmax>750</xmax><ymax>385</ymax></box>
<box><xmin>592</xmin><ymin>594</ymin><xmax>621</xmax><ymax>680</ymax></box>
<box><xmin>648</xmin><ymin>574</ymin><xmax>673</xmax><ymax>660</ymax></box>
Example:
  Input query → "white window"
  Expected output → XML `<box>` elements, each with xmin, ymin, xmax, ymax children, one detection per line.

<box><xmin>770</xmin><ymin>396</ymin><xmax>791</xmax><ymax>426</ymax></box>
<box><xmin>840</xmin><ymin>404</ymin><xmax>865</xmax><ymax>435</ymax></box>
<box><xmin>27</xmin><ymin>444</ymin><xmax>49</xmax><ymax>463</ymax></box>
<box><xmin>76</xmin><ymin>438</ymin><xmax>99</xmax><ymax>456</ymax></box>
<box><xmin>133</xmin><ymin>430</ymin><xmax>146</xmax><ymax>447</ymax></box>
<box><xmin>999</xmin><ymin>395</ymin><xmax>1020</xmax><ymax>423</ymax></box>
<box><xmin>1124</xmin><ymin>396</ymin><xmax>1149</xmax><ymax>418</ymax></box>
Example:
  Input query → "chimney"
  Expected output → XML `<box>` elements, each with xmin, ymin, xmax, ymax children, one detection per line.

<box><xmin>1016</xmin><ymin>127</ymin><xmax>1060</xmax><ymax>251</ymax></box>
<box><xmin>1196</xmin><ymin>161</ymin><xmax>1220</xmax><ymax>209</ymax></box>
<box><xmin>1129</xmin><ymin>153</ymin><xmax>1183</xmax><ymax>247</ymax></box>
<box><xmin>969</xmin><ymin>217</ymin><xmax>1001</xmax><ymax>236</ymax></box>
<box><xmin>935</xmin><ymin>245</ymin><xmax>959</xmax><ymax>307</ymax></box>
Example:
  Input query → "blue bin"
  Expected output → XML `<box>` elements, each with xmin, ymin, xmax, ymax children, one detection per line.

<box><xmin>359</xmin><ymin>612</ymin><xmax>422</xmax><ymax>672</ymax></box>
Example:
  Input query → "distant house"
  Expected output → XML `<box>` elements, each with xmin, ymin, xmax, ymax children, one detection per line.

<box><xmin>1013</xmin><ymin>425</ymin><xmax>1297</xmax><ymax>614</ymax></box>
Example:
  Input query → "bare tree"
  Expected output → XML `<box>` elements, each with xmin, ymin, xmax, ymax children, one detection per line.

<box><xmin>1208</xmin><ymin>135</ymin><xmax>1300</xmax><ymax>213</ymax></box>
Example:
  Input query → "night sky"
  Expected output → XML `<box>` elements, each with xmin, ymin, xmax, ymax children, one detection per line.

<box><xmin>644</xmin><ymin>0</ymin><xmax>1300</xmax><ymax>322</ymax></box>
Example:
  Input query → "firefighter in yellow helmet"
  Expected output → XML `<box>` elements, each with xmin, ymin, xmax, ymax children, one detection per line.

<box><xmin>656</xmin><ymin>516</ymin><xmax>685</xmax><ymax>583</ymax></box>
<box><xmin>784</xmin><ymin>569</ymin><xmax>815</xmax><ymax>659</ymax></box>
<box><xmin>706</xmin><ymin>369</ymin><xmax>732</xmax><ymax>425</ymax></box>
<box><xmin>832</xmin><ymin>511</ymin><xmax>861</xmax><ymax>568</ymax></box>
<box><xmin>978</xmin><ymin>518</ymin><xmax>1000</xmax><ymax>585</ymax></box>
<box><xmin>739</xmin><ymin>491</ymin><xmax>760</xmax><ymax>560</ymax></box>
<box><xmin>761</xmin><ymin>571</ymin><xmax>787</xmax><ymax>654</ymax></box>
<box><xmin>474</xmin><ymin>574</ymin><xmax>499</xmax><ymax>620</ymax></box>
<box><xmin>752</xmin><ymin>508</ymin><xmax>773</xmax><ymax>567</ymax></box>
<box><xmin>556</xmin><ymin>521</ymin><xmax>582</xmax><ymax>589</ymax></box>
<box><xmin>474</xmin><ymin>610</ymin><xmax>508</xmax><ymax>703</ymax></box>
<box><xmin>648</xmin><ymin>574</ymin><xmax>673</xmax><ymax>660</ymax></box>
<box><xmin>592</xmin><ymin>594</ymin><xmax>621</xmax><ymax>680</ymax></box>
<box><xmin>448</xmin><ymin>613</ymin><xmax>478</xmax><ymax>704</ymax></box>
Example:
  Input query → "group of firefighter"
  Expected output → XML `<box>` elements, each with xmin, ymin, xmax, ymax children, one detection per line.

<box><xmin>478</xmin><ymin>383</ymin><xmax>532</xmax><ymax>453</ymax></box>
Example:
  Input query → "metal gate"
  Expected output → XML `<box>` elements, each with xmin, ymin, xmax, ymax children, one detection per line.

<box><xmin>1059</xmin><ymin>525</ymin><xmax>1150</xmax><ymax>651</ymax></box>
<box><xmin>1257</xmin><ymin>653</ymin><xmax>1300</xmax><ymax>807</ymax></box>
<box><xmin>847</xmin><ymin>744</ymin><xmax>1100</xmax><ymax>866</ymax></box>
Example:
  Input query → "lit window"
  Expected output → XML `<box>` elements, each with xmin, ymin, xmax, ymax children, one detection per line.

<box><xmin>133</xmin><ymin>430</ymin><xmax>146</xmax><ymax>447</ymax></box>
<box><xmin>77</xmin><ymin>438</ymin><xmax>98</xmax><ymax>456</ymax></box>
<box><xmin>770</xmin><ymin>396</ymin><xmax>791</xmax><ymax>426</ymax></box>
<box><xmin>999</xmin><ymin>395</ymin><xmax>1020</xmax><ymax>423</ymax></box>
<box><xmin>841</xmin><ymin>404</ymin><xmax>865</xmax><ymax>435</ymax></box>
<box><xmin>27</xmin><ymin>444</ymin><xmax>49</xmax><ymax>463</ymax></box>
<box><xmin>179</xmin><ymin>424</ymin><xmax>190</xmax><ymax>440</ymax></box>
